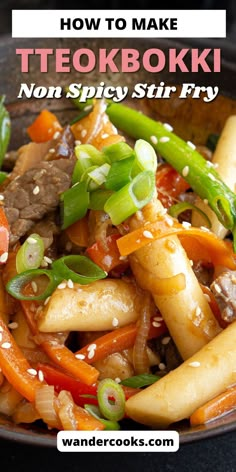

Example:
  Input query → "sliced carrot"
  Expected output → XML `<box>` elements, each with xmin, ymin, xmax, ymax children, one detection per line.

<box><xmin>73</xmin><ymin>405</ymin><xmax>105</xmax><ymax>431</ymax></box>
<box><xmin>75</xmin><ymin>320</ymin><xmax>167</xmax><ymax>364</ymax></box>
<box><xmin>0</xmin><ymin>319</ymin><xmax>42</xmax><ymax>402</ymax></box>
<box><xmin>27</xmin><ymin>109</ymin><xmax>62</xmax><ymax>143</ymax></box>
<box><xmin>117</xmin><ymin>216</ymin><xmax>236</xmax><ymax>270</ymax></box>
<box><xmin>190</xmin><ymin>386</ymin><xmax>236</xmax><ymax>426</ymax></box>
<box><xmin>65</xmin><ymin>216</ymin><xmax>89</xmax><ymax>247</ymax></box>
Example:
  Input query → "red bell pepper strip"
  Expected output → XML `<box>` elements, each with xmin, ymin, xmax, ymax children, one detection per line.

<box><xmin>156</xmin><ymin>163</ymin><xmax>190</xmax><ymax>208</ymax></box>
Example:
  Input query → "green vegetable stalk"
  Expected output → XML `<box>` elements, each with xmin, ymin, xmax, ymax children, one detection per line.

<box><xmin>0</xmin><ymin>96</ymin><xmax>11</xmax><ymax>168</ymax></box>
<box><xmin>106</xmin><ymin>102</ymin><xmax>236</xmax><ymax>250</ymax></box>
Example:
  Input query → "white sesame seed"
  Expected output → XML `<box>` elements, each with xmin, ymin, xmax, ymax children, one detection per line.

<box><xmin>159</xmin><ymin>363</ymin><xmax>166</xmax><ymax>371</ymax></box>
<box><xmin>206</xmin><ymin>161</ymin><xmax>214</xmax><ymax>168</ymax></box>
<box><xmin>150</xmin><ymin>135</ymin><xmax>158</xmax><ymax>145</ymax></box>
<box><xmin>189</xmin><ymin>259</ymin><xmax>194</xmax><ymax>266</ymax></box>
<box><xmin>214</xmin><ymin>283</ymin><xmax>222</xmax><ymax>294</ymax></box>
<box><xmin>0</xmin><ymin>333</ymin><xmax>2</xmax><ymax>342</ymax></box>
<box><xmin>204</xmin><ymin>293</ymin><xmax>211</xmax><ymax>303</ymax></box>
<box><xmin>209</xmin><ymin>174</ymin><xmax>216</xmax><ymax>182</ymax></box>
<box><xmin>27</xmin><ymin>368</ymin><xmax>37</xmax><ymax>376</ymax></box>
<box><xmin>143</xmin><ymin>230</ymin><xmax>154</xmax><ymax>239</ymax></box>
<box><xmin>153</xmin><ymin>321</ymin><xmax>161</xmax><ymax>328</ymax></box>
<box><xmin>187</xmin><ymin>141</ymin><xmax>196</xmax><ymax>150</ymax></box>
<box><xmin>31</xmin><ymin>281</ymin><xmax>38</xmax><ymax>294</ymax></box>
<box><xmin>182</xmin><ymin>165</ymin><xmax>189</xmax><ymax>177</ymax></box>
<box><xmin>182</xmin><ymin>221</ymin><xmax>191</xmax><ymax>229</ymax></box>
<box><xmin>112</xmin><ymin>317</ymin><xmax>119</xmax><ymax>327</ymax></box>
<box><xmin>0</xmin><ymin>327</ymin><xmax>3</xmax><ymax>332</ymax></box>
<box><xmin>81</xmin><ymin>130</ymin><xmax>87</xmax><ymax>138</ymax></box>
<box><xmin>101</xmin><ymin>133</ymin><xmax>109</xmax><ymax>139</ymax></box>
<box><xmin>163</xmin><ymin>123</ymin><xmax>173</xmax><ymax>132</ymax></box>
<box><xmin>43</xmin><ymin>256</ymin><xmax>53</xmax><ymax>264</ymax></box>
<box><xmin>67</xmin><ymin>279</ymin><xmax>74</xmax><ymax>289</ymax></box>
<box><xmin>66</xmin><ymin>241</ymin><xmax>73</xmax><ymax>252</ymax></box>
<box><xmin>58</xmin><ymin>282</ymin><xmax>67</xmax><ymax>289</ymax></box>
<box><xmin>84</xmin><ymin>105</ymin><xmax>93</xmax><ymax>112</ymax></box>
<box><xmin>38</xmin><ymin>370</ymin><xmax>44</xmax><ymax>382</ymax></box>
<box><xmin>75</xmin><ymin>140</ymin><xmax>82</xmax><ymax>146</ymax></box>
<box><xmin>200</xmin><ymin>226</ymin><xmax>210</xmax><ymax>232</ymax></box>
<box><xmin>88</xmin><ymin>343</ymin><xmax>97</xmax><ymax>351</ymax></box>
<box><xmin>203</xmin><ymin>199</ymin><xmax>208</xmax><ymax>205</ymax></box>
<box><xmin>115</xmin><ymin>377</ymin><xmax>121</xmax><ymax>383</ymax></box>
<box><xmin>75</xmin><ymin>353</ymin><xmax>85</xmax><ymax>360</ymax></box>
<box><xmin>136</xmin><ymin>239</ymin><xmax>141</xmax><ymax>244</ymax></box>
<box><xmin>0</xmin><ymin>252</ymin><xmax>8</xmax><ymax>263</ymax></box>
<box><xmin>44</xmin><ymin>296</ymin><xmax>51</xmax><ymax>306</ymax></box>
<box><xmin>53</xmin><ymin>131</ymin><xmax>60</xmax><ymax>140</ymax></box>
<box><xmin>160</xmin><ymin>137</ymin><xmax>170</xmax><ymax>143</ymax></box>
<box><xmin>195</xmin><ymin>306</ymin><xmax>202</xmax><ymax>317</ymax></box>
<box><xmin>27</xmin><ymin>236</ymin><xmax>37</xmax><ymax>244</ymax></box>
<box><xmin>87</xmin><ymin>350</ymin><xmax>95</xmax><ymax>359</ymax></box>
<box><xmin>8</xmin><ymin>322</ymin><xmax>18</xmax><ymax>330</ymax></box>
<box><xmin>1</xmin><ymin>342</ymin><xmax>11</xmax><ymax>349</ymax></box>
<box><xmin>48</xmin><ymin>148</ymin><xmax>55</xmax><ymax>154</ymax></box>
<box><xmin>153</xmin><ymin>316</ymin><xmax>163</xmax><ymax>322</ymax></box>
<box><xmin>40</xmin><ymin>260</ymin><xmax>48</xmax><ymax>268</ymax></box>
<box><xmin>161</xmin><ymin>337</ymin><xmax>171</xmax><ymax>345</ymax></box>
<box><xmin>213</xmin><ymin>163</ymin><xmax>219</xmax><ymax>169</ymax></box>
<box><xmin>165</xmin><ymin>217</ymin><xmax>174</xmax><ymax>227</ymax></box>
<box><xmin>119</xmin><ymin>256</ymin><xmax>127</xmax><ymax>261</ymax></box>
<box><xmin>188</xmin><ymin>361</ymin><xmax>201</xmax><ymax>367</ymax></box>
<box><xmin>0</xmin><ymin>195</ymin><xmax>4</xmax><ymax>201</ymax></box>
<box><xmin>33</xmin><ymin>186</ymin><xmax>40</xmax><ymax>195</ymax></box>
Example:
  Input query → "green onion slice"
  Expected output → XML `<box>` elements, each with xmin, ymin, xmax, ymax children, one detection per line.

<box><xmin>121</xmin><ymin>374</ymin><xmax>160</xmax><ymax>388</ymax></box>
<box><xmin>75</xmin><ymin>144</ymin><xmax>105</xmax><ymax>166</ymax></box>
<box><xmin>6</xmin><ymin>269</ymin><xmax>60</xmax><ymax>301</ymax></box>
<box><xmin>85</xmin><ymin>163</ymin><xmax>111</xmax><ymax>191</ymax></box>
<box><xmin>103</xmin><ymin>142</ymin><xmax>134</xmax><ymax>163</ymax></box>
<box><xmin>0</xmin><ymin>171</ymin><xmax>8</xmax><ymax>184</ymax></box>
<box><xmin>134</xmin><ymin>139</ymin><xmax>158</xmax><ymax>173</ymax></box>
<box><xmin>88</xmin><ymin>189</ymin><xmax>114</xmax><ymax>211</ymax></box>
<box><xmin>169</xmin><ymin>202</ymin><xmax>212</xmax><ymax>228</ymax></box>
<box><xmin>104</xmin><ymin>170</ymin><xmax>155</xmax><ymax>225</ymax></box>
<box><xmin>16</xmin><ymin>233</ymin><xmax>45</xmax><ymax>274</ymax></box>
<box><xmin>105</xmin><ymin>155</ymin><xmax>135</xmax><ymax>191</ymax></box>
<box><xmin>51</xmin><ymin>255</ymin><xmax>107</xmax><ymax>284</ymax></box>
<box><xmin>60</xmin><ymin>181</ymin><xmax>89</xmax><ymax>229</ymax></box>
<box><xmin>97</xmin><ymin>378</ymin><xmax>125</xmax><ymax>421</ymax></box>
<box><xmin>84</xmin><ymin>404</ymin><xmax>120</xmax><ymax>430</ymax></box>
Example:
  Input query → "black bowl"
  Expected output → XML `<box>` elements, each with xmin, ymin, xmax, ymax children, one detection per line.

<box><xmin>0</xmin><ymin>35</ymin><xmax>236</xmax><ymax>447</ymax></box>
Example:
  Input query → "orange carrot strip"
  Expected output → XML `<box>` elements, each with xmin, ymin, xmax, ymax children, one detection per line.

<box><xmin>190</xmin><ymin>386</ymin><xmax>236</xmax><ymax>426</ymax></box>
<box><xmin>73</xmin><ymin>405</ymin><xmax>105</xmax><ymax>431</ymax></box>
<box><xmin>65</xmin><ymin>216</ymin><xmax>89</xmax><ymax>247</ymax></box>
<box><xmin>0</xmin><ymin>319</ymin><xmax>42</xmax><ymax>402</ymax></box>
<box><xmin>117</xmin><ymin>216</ymin><xmax>236</xmax><ymax>270</ymax></box>
<box><xmin>27</xmin><ymin>109</ymin><xmax>62</xmax><ymax>143</ymax></box>
<box><xmin>75</xmin><ymin>320</ymin><xmax>167</xmax><ymax>364</ymax></box>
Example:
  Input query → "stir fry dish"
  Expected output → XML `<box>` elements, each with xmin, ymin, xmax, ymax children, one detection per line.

<box><xmin>0</xmin><ymin>92</ymin><xmax>236</xmax><ymax>432</ymax></box>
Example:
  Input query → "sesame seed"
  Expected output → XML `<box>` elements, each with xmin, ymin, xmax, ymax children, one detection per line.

<box><xmin>0</xmin><ymin>333</ymin><xmax>2</xmax><ymax>342</ymax></box>
<box><xmin>209</xmin><ymin>174</ymin><xmax>216</xmax><ymax>182</ymax></box>
<box><xmin>44</xmin><ymin>296</ymin><xmax>51</xmax><ymax>306</ymax></box>
<box><xmin>188</xmin><ymin>361</ymin><xmax>201</xmax><ymax>367</ymax></box>
<box><xmin>27</xmin><ymin>368</ymin><xmax>37</xmax><ymax>376</ymax></box>
<box><xmin>213</xmin><ymin>163</ymin><xmax>219</xmax><ymax>169</ymax></box>
<box><xmin>195</xmin><ymin>306</ymin><xmax>202</xmax><ymax>317</ymax></box>
<box><xmin>153</xmin><ymin>316</ymin><xmax>163</xmax><ymax>322</ymax></box>
<box><xmin>0</xmin><ymin>252</ymin><xmax>8</xmax><ymax>263</ymax></box>
<box><xmin>43</xmin><ymin>256</ymin><xmax>53</xmax><ymax>264</ymax></box>
<box><xmin>160</xmin><ymin>137</ymin><xmax>170</xmax><ymax>143</ymax></box>
<box><xmin>75</xmin><ymin>140</ymin><xmax>82</xmax><ymax>146</ymax></box>
<box><xmin>206</xmin><ymin>161</ymin><xmax>214</xmax><ymax>168</ymax></box>
<box><xmin>53</xmin><ymin>131</ymin><xmax>60</xmax><ymax>140</ymax></box>
<box><xmin>27</xmin><ymin>236</ymin><xmax>37</xmax><ymax>244</ymax></box>
<box><xmin>136</xmin><ymin>239</ymin><xmax>141</xmax><ymax>244</ymax></box>
<box><xmin>187</xmin><ymin>141</ymin><xmax>196</xmax><ymax>150</ymax></box>
<box><xmin>189</xmin><ymin>259</ymin><xmax>194</xmax><ymax>266</ymax></box>
<box><xmin>165</xmin><ymin>217</ymin><xmax>174</xmax><ymax>227</ymax></box>
<box><xmin>162</xmin><ymin>336</ymin><xmax>171</xmax><ymax>345</ymax></box>
<box><xmin>75</xmin><ymin>353</ymin><xmax>85</xmax><ymax>360</ymax></box>
<box><xmin>8</xmin><ymin>322</ymin><xmax>18</xmax><ymax>330</ymax></box>
<box><xmin>101</xmin><ymin>133</ymin><xmax>109</xmax><ymax>139</ymax></box>
<box><xmin>0</xmin><ymin>195</ymin><xmax>4</xmax><ymax>201</ymax></box>
<box><xmin>40</xmin><ymin>260</ymin><xmax>48</xmax><ymax>268</ymax></box>
<box><xmin>87</xmin><ymin>350</ymin><xmax>95</xmax><ymax>359</ymax></box>
<box><xmin>1</xmin><ymin>342</ymin><xmax>11</xmax><ymax>349</ymax></box>
<box><xmin>48</xmin><ymin>148</ymin><xmax>55</xmax><ymax>154</ymax></box>
<box><xmin>38</xmin><ymin>370</ymin><xmax>44</xmax><ymax>382</ymax></box>
<box><xmin>67</xmin><ymin>279</ymin><xmax>74</xmax><ymax>289</ymax></box>
<box><xmin>88</xmin><ymin>343</ymin><xmax>97</xmax><ymax>351</ymax></box>
<box><xmin>112</xmin><ymin>317</ymin><xmax>119</xmax><ymax>327</ymax></box>
<box><xmin>0</xmin><ymin>327</ymin><xmax>3</xmax><ymax>332</ymax></box>
<box><xmin>143</xmin><ymin>230</ymin><xmax>154</xmax><ymax>239</ymax></box>
<box><xmin>115</xmin><ymin>377</ymin><xmax>121</xmax><ymax>383</ymax></box>
<box><xmin>182</xmin><ymin>165</ymin><xmax>189</xmax><ymax>177</ymax></box>
<box><xmin>58</xmin><ymin>282</ymin><xmax>67</xmax><ymax>289</ymax></box>
<box><xmin>31</xmin><ymin>281</ymin><xmax>38</xmax><ymax>294</ymax></box>
<box><xmin>119</xmin><ymin>256</ymin><xmax>127</xmax><ymax>261</ymax></box>
<box><xmin>84</xmin><ymin>105</ymin><xmax>93</xmax><ymax>112</ymax></box>
<box><xmin>33</xmin><ymin>186</ymin><xmax>40</xmax><ymax>195</ymax></box>
<box><xmin>200</xmin><ymin>226</ymin><xmax>210</xmax><ymax>232</ymax></box>
<box><xmin>214</xmin><ymin>283</ymin><xmax>221</xmax><ymax>294</ymax></box>
<box><xmin>182</xmin><ymin>221</ymin><xmax>191</xmax><ymax>229</ymax></box>
<box><xmin>81</xmin><ymin>130</ymin><xmax>87</xmax><ymax>138</ymax></box>
<box><xmin>66</xmin><ymin>241</ymin><xmax>73</xmax><ymax>252</ymax></box>
<box><xmin>159</xmin><ymin>363</ymin><xmax>166</xmax><ymax>371</ymax></box>
<box><xmin>163</xmin><ymin>123</ymin><xmax>173</xmax><ymax>132</ymax></box>
<box><xmin>150</xmin><ymin>135</ymin><xmax>158</xmax><ymax>145</ymax></box>
<box><xmin>153</xmin><ymin>321</ymin><xmax>161</xmax><ymax>328</ymax></box>
<box><xmin>203</xmin><ymin>199</ymin><xmax>208</xmax><ymax>205</ymax></box>
<box><xmin>204</xmin><ymin>293</ymin><xmax>211</xmax><ymax>302</ymax></box>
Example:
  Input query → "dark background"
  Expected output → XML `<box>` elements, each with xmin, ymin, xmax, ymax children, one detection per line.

<box><xmin>0</xmin><ymin>2</ymin><xmax>236</xmax><ymax>471</ymax></box>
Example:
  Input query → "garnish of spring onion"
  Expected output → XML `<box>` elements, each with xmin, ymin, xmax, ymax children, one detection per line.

<box><xmin>81</xmin><ymin>163</ymin><xmax>111</xmax><ymax>191</ymax></box>
<box><xmin>6</xmin><ymin>269</ymin><xmax>60</xmax><ymax>301</ymax></box>
<box><xmin>169</xmin><ymin>202</ymin><xmax>212</xmax><ymax>228</ymax></box>
<box><xmin>97</xmin><ymin>378</ymin><xmax>126</xmax><ymax>422</ymax></box>
<box><xmin>120</xmin><ymin>374</ymin><xmax>160</xmax><ymax>389</ymax></box>
<box><xmin>61</xmin><ymin>181</ymin><xmax>89</xmax><ymax>229</ymax></box>
<box><xmin>133</xmin><ymin>139</ymin><xmax>158</xmax><ymax>174</ymax></box>
<box><xmin>103</xmin><ymin>142</ymin><xmax>134</xmax><ymax>163</ymax></box>
<box><xmin>51</xmin><ymin>255</ymin><xmax>107</xmax><ymax>284</ymax></box>
<box><xmin>16</xmin><ymin>233</ymin><xmax>45</xmax><ymax>274</ymax></box>
<box><xmin>88</xmin><ymin>189</ymin><xmax>114</xmax><ymax>211</ymax></box>
<box><xmin>104</xmin><ymin>170</ymin><xmax>155</xmax><ymax>225</ymax></box>
<box><xmin>84</xmin><ymin>404</ymin><xmax>120</xmax><ymax>430</ymax></box>
<box><xmin>105</xmin><ymin>155</ymin><xmax>135</xmax><ymax>191</ymax></box>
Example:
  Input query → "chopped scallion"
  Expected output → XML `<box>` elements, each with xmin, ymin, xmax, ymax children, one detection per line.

<box><xmin>169</xmin><ymin>202</ymin><xmax>212</xmax><ymax>228</ymax></box>
<box><xmin>97</xmin><ymin>378</ymin><xmax>125</xmax><ymax>421</ymax></box>
<box><xmin>16</xmin><ymin>233</ymin><xmax>44</xmax><ymax>274</ymax></box>
<box><xmin>84</xmin><ymin>404</ymin><xmax>120</xmax><ymax>430</ymax></box>
<box><xmin>120</xmin><ymin>374</ymin><xmax>160</xmax><ymax>388</ymax></box>
<box><xmin>51</xmin><ymin>255</ymin><xmax>107</xmax><ymax>284</ymax></box>
<box><xmin>60</xmin><ymin>181</ymin><xmax>89</xmax><ymax>229</ymax></box>
<box><xmin>88</xmin><ymin>189</ymin><xmax>114</xmax><ymax>211</ymax></box>
<box><xmin>6</xmin><ymin>269</ymin><xmax>60</xmax><ymax>301</ymax></box>
<box><xmin>133</xmin><ymin>139</ymin><xmax>158</xmax><ymax>174</ymax></box>
<box><xmin>103</xmin><ymin>142</ymin><xmax>134</xmax><ymax>163</ymax></box>
<box><xmin>105</xmin><ymin>155</ymin><xmax>135</xmax><ymax>191</ymax></box>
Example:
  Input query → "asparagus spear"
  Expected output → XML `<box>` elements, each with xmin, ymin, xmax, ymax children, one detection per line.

<box><xmin>106</xmin><ymin>102</ymin><xmax>236</xmax><ymax>250</ymax></box>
